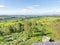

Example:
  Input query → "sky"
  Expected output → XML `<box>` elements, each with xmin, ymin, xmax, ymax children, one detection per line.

<box><xmin>0</xmin><ymin>0</ymin><xmax>60</xmax><ymax>15</ymax></box>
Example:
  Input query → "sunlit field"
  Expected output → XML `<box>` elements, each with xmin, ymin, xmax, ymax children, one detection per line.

<box><xmin>0</xmin><ymin>16</ymin><xmax>59</xmax><ymax>45</ymax></box>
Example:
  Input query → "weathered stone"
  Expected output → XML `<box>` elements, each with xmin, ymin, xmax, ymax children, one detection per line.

<box><xmin>42</xmin><ymin>36</ymin><xmax>50</xmax><ymax>42</ymax></box>
<box><xmin>18</xmin><ymin>39</ymin><xmax>23</xmax><ymax>43</ymax></box>
<box><xmin>32</xmin><ymin>42</ymin><xmax>60</xmax><ymax>45</ymax></box>
<box><xmin>23</xmin><ymin>37</ymin><xmax>30</xmax><ymax>41</ymax></box>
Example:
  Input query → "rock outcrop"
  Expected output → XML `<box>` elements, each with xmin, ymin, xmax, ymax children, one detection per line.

<box><xmin>42</xmin><ymin>36</ymin><xmax>51</xmax><ymax>42</ymax></box>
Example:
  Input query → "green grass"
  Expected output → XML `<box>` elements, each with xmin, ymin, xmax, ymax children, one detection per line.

<box><xmin>0</xmin><ymin>16</ymin><xmax>60</xmax><ymax>45</ymax></box>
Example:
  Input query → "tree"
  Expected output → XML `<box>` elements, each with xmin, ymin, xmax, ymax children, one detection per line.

<box><xmin>9</xmin><ymin>25</ymin><xmax>16</xmax><ymax>33</ymax></box>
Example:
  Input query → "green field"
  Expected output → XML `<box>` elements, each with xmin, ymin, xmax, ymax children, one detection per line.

<box><xmin>0</xmin><ymin>16</ymin><xmax>60</xmax><ymax>45</ymax></box>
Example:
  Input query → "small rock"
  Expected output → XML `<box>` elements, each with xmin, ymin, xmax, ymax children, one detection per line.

<box><xmin>23</xmin><ymin>37</ymin><xmax>30</xmax><ymax>41</ymax></box>
<box><xmin>18</xmin><ymin>39</ymin><xmax>23</xmax><ymax>43</ymax></box>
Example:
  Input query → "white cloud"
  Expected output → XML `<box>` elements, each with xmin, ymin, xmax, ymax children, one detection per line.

<box><xmin>32</xmin><ymin>5</ymin><xmax>40</xmax><ymax>7</ymax></box>
<box><xmin>0</xmin><ymin>5</ymin><xmax>60</xmax><ymax>15</ymax></box>
<box><xmin>0</xmin><ymin>5</ymin><xmax>6</xmax><ymax>8</ymax></box>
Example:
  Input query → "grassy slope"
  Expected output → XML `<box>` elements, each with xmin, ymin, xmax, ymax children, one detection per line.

<box><xmin>0</xmin><ymin>16</ymin><xmax>60</xmax><ymax>45</ymax></box>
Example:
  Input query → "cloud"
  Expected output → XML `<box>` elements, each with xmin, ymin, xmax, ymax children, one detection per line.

<box><xmin>0</xmin><ymin>5</ymin><xmax>60</xmax><ymax>15</ymax></box>
<box><xmin>32</xmin><ymin>5</ymin><xmax>40</xmax><ymax>7</ymax></box>
<box><xmin>15</xmin><ymin>5</ymin><xmax>54</xmax><ymax>15</ymax></box>
<box><xmin>0</xmin><ymin>5</ymin><xmax>6</xmax><ymax>8</ymax></box>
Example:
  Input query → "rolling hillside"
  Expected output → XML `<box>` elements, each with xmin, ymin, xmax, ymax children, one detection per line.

<box><xmin>0</xmin><ymin>16</ymin><xmax>60</xmax><ymax>45</ymax></box>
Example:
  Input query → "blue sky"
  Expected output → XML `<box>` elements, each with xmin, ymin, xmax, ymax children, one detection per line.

<box><xmin>0</xmin><ymin>0</ymin><xmax>60</xmax><ymax>15</ymax></box>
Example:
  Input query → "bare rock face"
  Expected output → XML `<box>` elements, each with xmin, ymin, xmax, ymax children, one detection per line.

<box><xmin>32</xmin><ymin>42</ymin><xmax>60</xmax><ymax>45</ymax></box>
<box><xmin>42</xmin><ymin>36</ymin><xmax>51</xmax><ymax>42</ymax></box>
<box><xmin>32</xmin><ymin>36</ymin><xmax>57</xmax><ymax>45</ymax></box>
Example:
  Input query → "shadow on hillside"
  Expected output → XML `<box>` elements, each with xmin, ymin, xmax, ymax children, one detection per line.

<box><xmin>32</xmin><ymin>32</ymin><xmax>52</xmax><ymax>37</ymax></box>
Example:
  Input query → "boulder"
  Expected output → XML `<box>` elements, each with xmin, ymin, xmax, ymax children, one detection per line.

<box><xmin>42</xmin><ymin>36</ymin><xmax>50</xmax><ymax>42</ymax></box>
